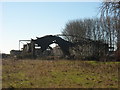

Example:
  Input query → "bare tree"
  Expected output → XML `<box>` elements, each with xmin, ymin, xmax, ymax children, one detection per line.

<box><xmin>100</xmin><ymin>1</ymin><xmax>120</xmax><ymax>17</ymax></box>
<box><xmin>62</xmin><ymin>20</ymin><xmax>86</xmax><ymax>43</ymax></box>
<box><xmin>61</xmin><ymin>1</ymin><xmax>119</xmax><ymax>60</ymax></box>
<box><xmin>62</xmin><ymin>18</ymin><xmax>117</xmax><ymax>43</ymax></box>
<box><xmin>100</xmin><ymin>0</ymin><xmax>120</xmax><ymax>60</ymax></box>
<box><xmin>100</xmin><ymin>1</ymin><xmax>120</xmax><ymax>44</ymax></box>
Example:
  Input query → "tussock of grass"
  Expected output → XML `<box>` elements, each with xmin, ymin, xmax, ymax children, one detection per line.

<box><xmin>2</xmin><ymin>59</ymin><xmax>119</xmax><ymax>88</ymax></box>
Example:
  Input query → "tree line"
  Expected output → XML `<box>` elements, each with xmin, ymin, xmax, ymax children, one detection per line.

<box><xmin>62</xmin><ymin>1</ymin><xmax>120</xmax><ymax>52</ymax></box>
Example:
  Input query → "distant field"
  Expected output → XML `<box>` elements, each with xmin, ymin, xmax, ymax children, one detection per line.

<box><xmin>2</xmin><ymin>59</ymin><xmax>119</xmax><ymax>88</ymax></box>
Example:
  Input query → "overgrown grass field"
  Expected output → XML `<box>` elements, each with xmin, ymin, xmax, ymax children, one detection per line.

<box><xmin>2</xmin><ymin>59</ymin><xmax>119</xmax><ymax>88</ymax></box>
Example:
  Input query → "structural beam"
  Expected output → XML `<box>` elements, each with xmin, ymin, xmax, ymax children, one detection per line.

<box><xmin>19</xmin><ymin>40</ymin><xmax>31</xmax><ymax>50</ymax></box>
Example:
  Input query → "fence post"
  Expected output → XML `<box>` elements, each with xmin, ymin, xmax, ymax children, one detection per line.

<box><xmin>31</xmin><ymin>39</ymin><xmax>35</xmax><ymax>59</ymax></box>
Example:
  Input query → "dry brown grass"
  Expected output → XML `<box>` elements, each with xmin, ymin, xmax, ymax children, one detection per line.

<box><xmin>2</xmin><ymin>59</ymin><xmax>119</xmax><ymax>88</ymax></box>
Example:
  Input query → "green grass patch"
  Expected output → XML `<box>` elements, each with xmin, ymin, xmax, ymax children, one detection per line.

<box><xmin>2</xmin><ymin>59</ymin><xmax>119</xmax><ymax>88</ymax></box>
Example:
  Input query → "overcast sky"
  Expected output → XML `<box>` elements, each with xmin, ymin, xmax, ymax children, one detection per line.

<box><xmin>0</xmin><ymin>2</ymin><xmax>101</xmax><ymax>54</ymax></box>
